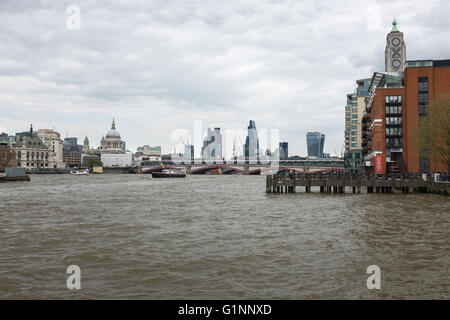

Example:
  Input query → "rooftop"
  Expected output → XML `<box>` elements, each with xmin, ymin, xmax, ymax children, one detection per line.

<box><xmin>405</xmin><ymin>59</ymin><xmax>450</xmax><ymax>68</ymax></box>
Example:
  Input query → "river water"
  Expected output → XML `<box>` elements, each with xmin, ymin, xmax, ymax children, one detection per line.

<box><xmin>0</xmin><ymin>174</ymin><xmax>448</xmax><ymax>299</ymax></box>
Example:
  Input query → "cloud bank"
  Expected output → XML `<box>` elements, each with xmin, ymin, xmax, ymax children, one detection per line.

<box><xmin>0</xmin><ymin>0</ymin><xmax>449</xmax><ymax>155</ymax></box>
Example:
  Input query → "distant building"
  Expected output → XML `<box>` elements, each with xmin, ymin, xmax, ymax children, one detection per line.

<box><xmin>344</xmin><ymin>78</ymin><xmax>370</xmax><ymax>168</ymax></box>
<box><xmin>306</xmin><ymin>132</ymin><xmax>325</xmax><ymax>158</ymax></box>
<box><xmin>64</xmin><ymin>137</ymin><xmax>78</xmax><ymax>147</ymax></box>
<box><xmin>244</xmin><ymin>120</ymin><xmax>259</xmax><ymax>163</ymax></box>
<box><xmin>202</xmin><ymin>128</ymin><xmax>222</xmax><ymax>161</ymax></box>
<box><xmin>136</xmin><ymin>145</ymin><xmax>162</xmax><ymax>157</ymax></box>
<box><xmin>82</xmin><ymin>136</ymin><xmax>90</xmax><ymax>152</ymax></box>
<box><xmin>183</xmin><ymin>144</ymin><xmax>194</xmax><ymax>163</ymax></box>
<box><xmin>0</xmin><ymin>133</ymin><xmax>15</xmax><ymax>144</ymax></box>
<box><xmin>99</xmin><ymin>119</ymin><xmax>126</xmax><ymax>153</ymax></box>
<box><xmin>37</xmin><ymin>129</ymin><xmax>65</xmax><ymax>168</ymax></box>
<box><xmin>279</xmin><ymin>142</ymin><xmax>288</xmax><ymax>160</ymax></box>
<box><xmin>11</xmin><ymin>125</ymin><xmax>51</xmax><ymax>169</ymax></box>
<box><xmin>0</xmin><ymin>143</ymin><xmax>17</xmax><ymax>171</ymax></box>
<box><xmin>288</xmin><ymin>155</ymin><xmax>306</xmax><ymax>161</ymax></box>
<box><xmin>101</xmin><ymin>153</ymin><xmax>132</xmax><ymax>167</ymax></box>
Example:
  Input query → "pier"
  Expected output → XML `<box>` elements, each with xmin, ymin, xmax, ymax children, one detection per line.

<box><xmin>266</xmin><ymin>173</ymin><xmax>450</xmax><ymax>195</ymax></box>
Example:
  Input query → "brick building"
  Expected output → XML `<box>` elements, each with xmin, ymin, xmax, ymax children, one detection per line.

<box><xmin>362</xmin><ymin>62</ymin><xmax>450</xmax><ymax>175</ymax></box>
<box><xmin>403</xmin><ymin>60</ymin><xmax>450</xmax><ymax>173</ymax></box>
<box><xmin>0</xmin><ymin>143</ymin><xmax>17</xmax><ymax>172</ymax></box>
<box><xmin>360</xmin><ymin>20</ymin><xmax>450</xmax><ymax>175</ymax></box>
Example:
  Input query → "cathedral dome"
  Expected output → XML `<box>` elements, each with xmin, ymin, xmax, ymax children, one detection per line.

<box><xmin>106</xmin><ymin>119</ymin><xmax>121</xmax><ymax>138</ymax></box>
<box><xmin>106</xmin><ymin>129</ymin><xmax>121</xmax><ymax>138</ymax></box>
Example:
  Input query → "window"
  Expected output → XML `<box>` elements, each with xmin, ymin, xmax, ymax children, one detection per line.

<box><xmin>352</xmin><ymin>108</ymin><xmax>358</xmax><ymax>113</ymax></box>
<box><xmin>346</xmin><ymin>112</ymin><xmax>350</xmax><ymax>117</ymax></box>
<box><xmin>346</xmin><ymin>117</ymin><xmax>350</xmax><ymax>121</ymax></box>
<box><xmin>351</xmin><ymin>143</ymin><xmax>357</xmax><ymax>147</ymax></box>
<box><xmin>419</xmin><ymin>104</ymin><xmax>427</xmax><ymax>116</ymax></box>
<box><xmin>351</xmin><ymin>131</ymin><xmax>357</xmax><ymax>136</ymax></box>
<box><xmin>351</xmin><ymin>137</ymin><xmax>357</xmax><ymax>141</ymax></box>
<box><xmin>352</xmin><ymin>114</ymin><xmax>358</xmax><ymax>118</ymax></box>
<box><xmin>418</xmin><ymin>77</ymin><xmax>429</xmax><ymax>92</ymax></box>
<box><xmin>419</xmin><ymin>93</ymin><xmax>428</xmax><ymax>103</ymax></box>
<box><xmin>351</xmin><ymin>120</ymin><xmax>357</xmax><ymax>124</ymax></box>
<box><xmin>351</xmin><ymin>125</ymin><xmax>357</xmax><ymax>130</ymax></box>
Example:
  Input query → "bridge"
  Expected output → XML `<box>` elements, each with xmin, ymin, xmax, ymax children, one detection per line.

<box><xmin>139</xmin><ymin>159</ymin><xmax>345</xmax><ymax>175</ymax></box>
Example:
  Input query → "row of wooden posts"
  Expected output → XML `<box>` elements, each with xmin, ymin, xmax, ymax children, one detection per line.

<box><xmin>266</xmin><ymin>174</ymin><xmax>449</xmax><ymax>195</ymax></box>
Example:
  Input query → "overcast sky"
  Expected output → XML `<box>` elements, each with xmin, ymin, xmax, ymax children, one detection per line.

<box><xmin>1</xmin><ymin>0</ymin><xmax>449</xmax><ymax>156</ymax></box>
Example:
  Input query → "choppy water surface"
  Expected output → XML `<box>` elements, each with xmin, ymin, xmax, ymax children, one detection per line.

<box><xmin>0</xmin><ymin>174</ymin><xmax>449</xmax><ymax>299</ymax></box>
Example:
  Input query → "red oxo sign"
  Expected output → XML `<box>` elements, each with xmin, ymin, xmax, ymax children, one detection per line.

<box><xmin>375</xmin><ymin>155</ymin><xmax>383</xmax><ymax>173</ymax></box>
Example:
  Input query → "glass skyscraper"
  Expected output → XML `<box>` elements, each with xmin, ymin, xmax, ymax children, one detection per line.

<box><xmin>279</xmin><ymin>142</ymin><xmax>288</xmax><ymax>160</ymax></box>
<box><xmin>306</xmin><ymin>132</ymin><xmax>325</xmax><ymax>158</ymax></box>
<box><xmin>244</xmin><ymin>120</ymin><xmax>259</xmax><ymax>163</ymax></box>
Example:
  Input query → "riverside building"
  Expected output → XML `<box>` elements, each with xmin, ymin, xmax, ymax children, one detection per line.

<box><xmin>37</xmin><ymin>129</ymin><xmax>65</xmax><ymax>168</ymax></box>
<box><xmin>361</xmin><ymin>20</ymin><xmax>450</xmax><ymax>174</ymax></box>
<box><xmin>11</xmin><ymin>125</ymin><xmax>51</xmax><ymax>169</ymax></box>
<box><xmin>344</xmin><ymin>79</ymin><xmax>371</xmax><ymax>168</ymax></box>
<box><xmin>0</xmin><ymin>143</ymin><xmax>16</xmax><ymax>171</ymax></box>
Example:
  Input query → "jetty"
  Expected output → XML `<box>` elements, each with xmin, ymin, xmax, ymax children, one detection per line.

<box><xmin>0</xmin><ymin>168</ymin><xmax>30</xmax><ymax>182</ymax></box>
<box><xmin>266</xmin><ymin>172</ymin><xmax>449</xmax><ymax>195</ymax></box>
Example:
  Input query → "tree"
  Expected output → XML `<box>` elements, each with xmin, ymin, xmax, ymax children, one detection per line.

<box><xmin>418</xmin><ymin>94</ymin><xmax>450</xmax><ymax>173</ymax></box>
<box><xmin>87</xmin><ymin>157</ymin><xmax>103</xmax><ymax>168</ymax></box>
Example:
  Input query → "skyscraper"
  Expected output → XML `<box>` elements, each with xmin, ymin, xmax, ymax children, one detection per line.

<box><xmin>244</xmin><ymin>120</ymin><xmax>259</xmax><ymax>163</ymax></box>
<box><xmin>279</xmin><ymin>142</ymin><xmax>288</xmax><ymax>160</ymax></box>
<box><xmin>344</xmin><ymin>78</ymin><xmax>370</xmax><ymax>167</ymax></box>
<box><xmin>306</xmin><ymin>132</ymin><xmax>325</xmax><ymax>158</ymax></box>
<box><xmin>202</xmin><ymin>128</ymin><xmax>222</xmax><ymax>161</ymax></box>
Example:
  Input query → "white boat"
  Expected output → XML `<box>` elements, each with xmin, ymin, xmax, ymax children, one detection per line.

<box><xmin>152</xmin><ymin>168</ymin><xmax>186</xmax><ymax>178</ymax></box>
<box><xmin>70</xmin><ymin>169</ymin><xmax>90</xmax><ymax>175</ymax></box>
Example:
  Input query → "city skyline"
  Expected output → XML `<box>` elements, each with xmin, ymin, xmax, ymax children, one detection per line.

<box><xmin>1</xmin><ymin>1</ymin><xmax>450</xmax><ymax>155</ymax></box>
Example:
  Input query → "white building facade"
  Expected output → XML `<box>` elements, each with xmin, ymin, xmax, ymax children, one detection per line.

<box><xmin>37</xmin><ymin>129</ymin><xmax>65</xmax><ymax>168</ymax></box>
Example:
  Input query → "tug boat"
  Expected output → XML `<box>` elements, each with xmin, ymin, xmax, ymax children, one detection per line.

<box><xmin>70</xmin><ymin>169</ymin><xmax>90</xmax><ymax>175</ymax></box>
<box><xmin>151</xmin><ymin>168</ymin><xmax>186</xmax><ymax>178</ymax></box>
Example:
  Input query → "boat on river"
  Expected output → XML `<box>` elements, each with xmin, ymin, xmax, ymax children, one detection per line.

<box><xmin>70</xmin><ymin>169</ymin><xmax>90</xmax><ymax>175</ymax></box>
<box><xmin>151</xmin><ymin>168</ymin><xmax>186</xmax><ymax>178</ymax></box>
